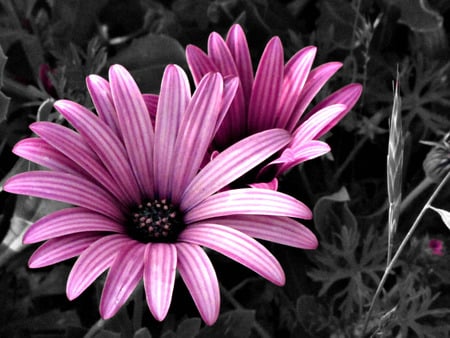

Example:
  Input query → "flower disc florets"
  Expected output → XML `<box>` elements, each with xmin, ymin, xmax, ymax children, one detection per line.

<box><xmin>128</xmin><ymin>199</ymin><xmax>184</xmax><ymax>243</ymax></box>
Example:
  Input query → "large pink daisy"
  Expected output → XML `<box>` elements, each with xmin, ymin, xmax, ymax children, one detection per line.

<box><xmin>4</xmin><ymin>64</ymin><xmax>317</xmax><ymax>324</ymax></box>
<box><xmin>186</xmin><ymin>24</ymin><xmax>363</xmax><ymax>187</ymax></box>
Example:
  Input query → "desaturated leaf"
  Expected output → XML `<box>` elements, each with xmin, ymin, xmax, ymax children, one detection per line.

<box><xmin>0</xmin><ymin>45</ymin><xmax>11</xmax><ymax>122</ymax></box>
<box><xmin>313</xmin><ymin>187</ymin><xmax>356</xmax><ymax>242</ymax></box>
<box><xmin>108</xmin><ymin>34</ymin><xmax>186</xmax><ymax>93</ymax></box>
<box><xmin>134</xmin><ymin>327</ymin><xmax>152</xmax><ymax>338</ymax></box>
<box><xmin>392</xmin><ymin>0</ymin><xmax>443</xmax><ymax>33</ymax></box>
<box><xmin>94</xmin><ymin>329</ymin><xmax>122</xmax><ymax>338</ymax></box>
<box><xmin>197</xmin><ymin>309</ymin><xmax>255</xmax><ymax>338</ymax></box>
<box><xmin>429</xmin><ymin>206</ymin><xmax>450</xmax><ymax>231</ymax></box>
<box><xmin>175</xmin><ymin>318</ymin><xmax>201</xmax><ymax>338</ymax></box>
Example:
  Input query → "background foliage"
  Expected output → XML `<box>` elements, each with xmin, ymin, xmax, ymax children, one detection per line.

<box><xmin>1</xmin><ymin>0</ymin><xmax>450</xmax><ymax>337</ymax></box>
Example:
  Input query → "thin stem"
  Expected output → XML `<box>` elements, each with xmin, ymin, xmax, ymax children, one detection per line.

<box><xmin>84</xmin><ymin>318</ymin><xmax>106</xmax><ymax>338</ymax></box>
<box><xmin>220</xmin><ymin>283</ymin><xmax>271</xmax><ymax>338</ymax></box>
<box><xmin>399</xmin><ymin>176</ymin><xmax>433</xmax><ymax>214</ymax></box>
<box><xmin>335</xmin><ymin>135</ymin><xmax>368</xmax><ymax>181</ymax></box>
<box><xmin>362</xmin><ymin>171</ymin><xmax>450</xmax><ymax>336</ymax></box>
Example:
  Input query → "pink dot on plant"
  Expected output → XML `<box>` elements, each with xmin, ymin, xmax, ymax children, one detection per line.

<box><xmin>429</xmin><ymin>239</ymin><xmax>444</xmax><ymax>256</ymax></box>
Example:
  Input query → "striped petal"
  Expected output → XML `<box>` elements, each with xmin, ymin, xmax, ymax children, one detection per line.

<box><xmin>186</xmin><ymin>45</ymin><xmax>219</xmax><ymax>85</ymax></box>
<box><xmin>248</xmin><ymin>37</ymin><xmax>284</xmax><ymax>132</ymax></box>
<box><xmin>184</xmin><ymin>188</ymin><xmax>312</xmax><ymax>223</ymax></box>
<box><xmin>286</xmin><ymin>62</ymin><xmax>342</xmax><ymax>131</ymax></box>
<box><xmin>207</xmin><ymin>215</ymin><xmax>318</xmax><ymax>249</ymax></box>
<box><xmin>302</xmin><ymin>83</ymin><xmax>363</xmax><ymax>138</ymax></box>
<box><xmin>181</xmin><ymin>129</ymin><xmax>291</xmax><ymax>211</ymax></box>
<box><xmin>4</xmin><ymin>171</ymin><xmax>124</xmax><ymax>221</ymax></box>
<box><xmin>67</xmin><ymin>234</ymin><xmax>129</xmax><ymax>300</ymax></box>
<box><xmin>109</xmin><ymin>64</ymin><xmax>155</xmax><ymax>196</ymax></box>
<box><xmin>144</xmin><ymin>243</ymin><xmax>177</xmax><ymax>321</ymax></box>
<box><xmin>28</xmin><ymin>232</ymin><xmax>102</xmax><ymax>268</ymax></box>
<box><xmin>31</xmin><ymin>122</ymin><xmax>127</xmax><ymax>205</ymax></box>
<box><xmin>290</xmin><ymin>104</ymin><xmax>347</xmax><ymax>149</ymax></box>
<box><xmin>226</xmin><ymin>24</ymin><xmax>254</xmax><ymax>103</ymax></box>
<box><xmin>24</xmin><ymin>207</ymin><xmax>124</xmax><ymax>244</ymax></box>
<box><xmin>86</xmin><ymin>75</ymin><xmax>120</xmax><ymax>135</ymax></box>
<box><xmin>170</xmin><ymin>73</ymin><xmax>223</xmax><ymax>203</ymax></box>
<box><xmin>13</xmin><ymin>138</ymin><xmax>82</xmax><ymax>175</ymax></box>
<box><xmin>54</xmin><ymin>100</ymin><xmax>141</xmax><ymax>204</ymax></box>
<box><xmin>142</xmin><ymin>94</ymin><xmax>158</xmax><ymax>124</ymax></box>
<box><xmin>276</xmin><ymin>46</ymin><xmax>316</xmax><ymax>128</ymax></box>
<box><xmin>176</xmin><ymin>242</ymin><xmax>220</xmax><ymax>325</ymax></box>
<box><xmin>272</xmin><ymin>140</ymin><xmax>331</xmax><ymax>175</ymax></box>
<box><xmin>214</xmin><ymin>76</ymin><xmax>239</xmax><ymax>136</ymax></box>
<box><xmin>179</xmin><ymin>223</ymin><xmax>285</xmax><ymax>286</ymax></box>
<box><xmin>153</xmin><ymin>65</ymin><xmax>190</xmax><ymax>198</ymax></box>
<box><xmin>100</xmin><ymin>241</ymin><xmax>145</xmax><ymax>319</ymax></box>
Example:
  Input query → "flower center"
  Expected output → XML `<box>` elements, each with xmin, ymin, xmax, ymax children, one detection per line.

<box><xmin>127</xmin><ymin>199</ymin><xmax>184</xmax><ymax>243</ymax></box>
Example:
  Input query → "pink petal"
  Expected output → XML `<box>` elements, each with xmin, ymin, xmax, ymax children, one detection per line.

<box><xmin>248</xmin><ymin>37</ymin><xmax>284</xmax><ymax>132</ymax></box>
<box><xmin>4</xmin><ymin>171</ymin><xmax>124</xmax><ymax>221</ymax></box>
<box><xmin>24</xmin><ymin>207</ymin><xmax>124</xmax><ymax>244</ymax></box>
<box><xmin>54</xmin><ymin>100</ymin><xmax>141</xmax><ymax>204</ymax></box>
<box><xmin>144</xmin><ymin>243</ymin><xmax>177</xmax><ymax>321</ymax></box>
<box><xmin>176</xmin><ymin>242</ymin><xmax>220</xmax><ymax>325</ymax></box>
<box><xmin>142</xmin><ymin>94</ymin><xmax>158</xmax><ymax>124</ymax></box>
<box><xmin>186</xmin><ymin>45</ymin><xmax>219</xmax><ymax>85</ymax></box>
<box><xmin>286</xmin><ymin>62</ymin><xmax>343</xmax><ymax>131</ymax></box>
<box><xmin>28</xmin><ymin>232</ymin><xmax>103</xmax><ymax>268</ymax></box>
<box><xmin>214</xmin><ymin>76</ymin><xmax>239</xmax><ymax>136</ymax></box>
<box><xmin>302</xmin><ymin>83</ymin><xmax>363</xmax><ymax>138</ymax></box>
<box><xmin>86</xmin><ymin>75</ymin><xmax>120</xmax><ymax>135</ymax></box>
<box><xmin>207</xmin><ymin>215</ymin><xmax>318</xmax><ymax>249</ymax></box>
<box><xmin>31</xmin><ymin>122</ymin><xmax>127</xmax><ymax>205</ymax></box>
<box><xmin>249</xmin><ymin>178</ymin><xmax>279</xmax><ymax>191</ymax></box>
<box><xmin>226</xmin><ymin>24</ymin><xmax>254</xmax><ymax>103</ymax></box>
<box><xmin>13</xmin><ymin>138</ymin><xmax>82</xmax><ymax>175</ymax></box>
<box><xmin>109</xmin><ymin>64</ymin><xmax>155</xmax><ymax>196</ymax></box>
<box><xmin>170</xmin><ymin>73</ymin><xmax>224</xmax><ymax>203</ymax></box>
<box><xmin>153</xmin><ymin>65</ymin><xmax>190</xmax><ymax>198</ymax></box>
<box><xmin>100</xmin><ymin>241</ymin><xmax>145</xmax><ymax>319</ymax></box>
<box><xmin>184</xmin><ymin>188</ymin><xmax>312</xmax><ymax>223</ymax></box>
<box><xmin>66</xmin><ymin>234</ymin><xmax>130</xmax><ymax>300</ymax></box>
<box><xmin>276</xmin><ymin>46</ymin><xmax>317</xmax><ymax>129</ymax></box>
<box><xmin>273</xmin><ymin>140</ymin><xmax>331</xmax><ymax>175</ymax></box>
<box><xmin>179</xmin><ymin>223</ymin><xmax>285</xmax><ymax>286</ymax></box>
<box><xmin>181</xmin><ymin>129</ymin><xmax>291</xmax><ymax>211</ymax></box>
<box><xmin>290</xmin><ymin>104</ymin><xmax>347</xmax><ymax>149</ymax></box>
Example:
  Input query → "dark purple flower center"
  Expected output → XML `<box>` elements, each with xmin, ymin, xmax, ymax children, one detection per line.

<box><xmin>127</xmin><ymin>199</ymin><xmax>184</xmax><ymax>243</ymax></box>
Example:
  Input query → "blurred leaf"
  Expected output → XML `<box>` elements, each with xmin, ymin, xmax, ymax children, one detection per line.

<box><xmin>134</xmin><ymin>327</ymin><xmax>152</xmax><ymax>338</ymax></box>
<box><xmin>296</xmin><ymin>295</ymin><xmax>333</xmax><ymax>335</ymax></box>
<box><xmin>108</xmin><ymin>34</ymin><xmax>186</xmax><ymax>93</ymax></box>
<box><xmin>29</xmin><ymin>265</ymin><xmax>71</xmax><ymax>297</ymax></box>
<box><xmin>429</xmin><ymin>206</ymin><xmax>450</xmax><ymax>231</ymax></box>
<box><xmin>313</xmin><ymin>187</ymin><xmax>356</xmax><ymax>242</ymax></box>
<box><xmin>94</xmin><ymin>329</ymin><xmax>121</xmax><ymax>338</ymax></box>
<box><xmin>316</xmin><ymin>0</ymin><xmax>361</xmax><ymax>49</ymax></box>
<box><xmin>175</xmin><ymin>318</ymin><xmax>201</xmax><ymax>338</ymax></box>
<box><xmin>197</xmin><ymin>309</ymin><xmax>255</xmax><ymax>338</ymax></box>
<box><xmin>0</xmin><ymin>45</ymin><xmax>11</xmax><ymax>122</ymax></box>
<box><xmin>391</xmin><ymin>0</ymin><xmax>443</xmax><ymax>33</ymax></box>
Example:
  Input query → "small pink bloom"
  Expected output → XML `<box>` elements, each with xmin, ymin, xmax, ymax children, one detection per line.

<box><xmin>186</xmin><ymin>24</ymin><xmax>362</xmax><ymax>186</ymax></box>
<box><xmin>429</xmin><ymin>239</ymin><xmax>444</xmax><ymax>256</ymax></box>
<box><xmin>5</xmin><ymin>65</ymin><xmax>318</xmax><ymax>325</ymax></box>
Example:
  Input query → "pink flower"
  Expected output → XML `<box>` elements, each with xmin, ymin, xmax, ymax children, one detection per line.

<box><xmin>429</xmin><ymin>239</ymin><xmax>444</xmax><ymax>256</ymax></box>
<box><xmin>4</xmin><ymin>64</ymin><xmax>317</xmax><ymax>324</ymax></box>
<box><xmin>186</xmin><ymin>24</ymin><xmax>362</xmax><ymax>185</ymax></box>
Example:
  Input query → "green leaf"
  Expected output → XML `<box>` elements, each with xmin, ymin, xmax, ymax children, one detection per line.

<box><xmin>429</xmin><ymin>206</ymin><xmax>450</xmax><ymax>231</ymax></box>
<box><xmin>108</xmin><ymin>34</ymin><xmax>186</xmax><ymax>93</ymax></box>
<box><xmin>197</xmin><ymin>310</ymin><xmax>256</xmax><ymax>338</ymax></box>
<box><xmin>0</xmin><ymin>45</ymin><xmax>11</xmax><ymax>122</ymax></box>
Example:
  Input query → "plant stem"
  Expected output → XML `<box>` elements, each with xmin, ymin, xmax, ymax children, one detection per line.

<box><xmin>335</xmin><ymin>135</ymin><xmax>368</xmax><ymax>181</ymax></box>
<box><xmin>84</xmin><ymin>318</ymin><xmax>106</xmax><ymax>338</ymax></box>
<box><xmin>219</xmin><ymin>283</ymin><xmax>272</xmax><ymax>338</ymax></box>
<box><xmin>362</xmin><ymin>171</ymin><xmax>450</xmax><ymax>336</ymax></box>
<box><xmin>399</xmin><ymin>176</ymin><xmax>433</xmax><ymax>214</ymax></box>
